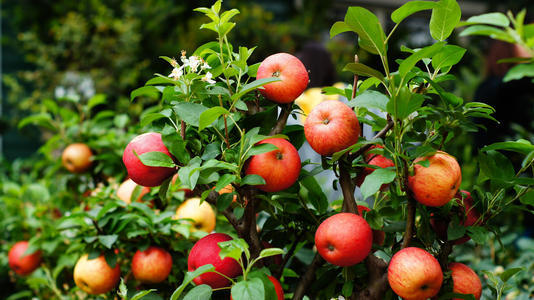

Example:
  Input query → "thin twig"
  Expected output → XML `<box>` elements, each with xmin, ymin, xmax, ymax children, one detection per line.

<box><xmin>274</xmin><ymin>231</ymin><xmax>304</xmax><ymax>279</ymax></box>
<box><xmin>348</xmin><ymin>116</ymin><xmax>394</xmax><ymax>162</ymax></box>
<box><xmin>269</xmin><ymin>103</ymin><xmax>292</xmax><ymax>135</ymax></box>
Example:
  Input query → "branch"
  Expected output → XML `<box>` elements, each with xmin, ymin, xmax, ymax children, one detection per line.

<box><xmin>339</xmin><ymin>156</ymin><xmax>358</xmax><ymax>215</ymax></box>
<box><xmin>292</xmin><ymin>252</ymin><xmax>324</xmax><ymax>300</ymax></box>
<box><xmin>401</xmin><ymin>198</ymin><xmax>416</xmax><ymax>249</ymax></box>
<box><xmin>205</xmin><ymin>190</ymin><xmax>239</xmax><ymax>229</ymax></box>
<box><xmin>273</xmin><ymin>231</ymin><xmax>304</xmax><ymax>279</ymax></box>
<box><xmin>354</xmin><ymin>255</ymin><xmax>389</xmax><ymax>300</ymax></box>
<box><xmin>348</xmin><ymin>116</ymin><xmax>394</xmax><ymax>162</ymax></box>
<box><xmin>437</xmin><ymin>240</ymin><xmax>453</xmax><ymax>271</ymax></box>
<box><xmin>269</xmin><ymin>103</ymin><xmax>292</xmax><ymax>135</ymax></box>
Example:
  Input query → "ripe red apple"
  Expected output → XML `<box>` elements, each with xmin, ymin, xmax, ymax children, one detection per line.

<box><xmin>256</xmin><ymin>53</ymin><xmax>309</xmax><ymax>104</ymax></box>
<box><xmin>449</xmin><ymin>262</ymin><xmax>482</xmax><ymax>300</ymax></box>
<box><xmin>123</xmin><ymin>132</ymin><xmax>176</xmax><ymax>187</ymax></box>
<box><xmin>62</xmin><ymin>143</ymin><xmax>93</xmax><ymax>173</ymax></box>
<box><xmin>74</xmin><ymin>254</ymin><xmax>120</xmax><ymax>295</ymax></box>
<box><xmin>408</xmin><ymin>150</ymin><xmax>462</xmax><ymax>207</ymax></box>
<box><xmin>314</xmin><ymin>213</ymin><xmax>372</xmax><ymax>267</ymax></box>
<box><xmin>388</xmin><ymin>247</ymin><xmax>443</xmax><ymax>300</ymax></box>
<box><xmin>132</xmin><ymin>246</ymin><xmax>172</xmax><ymax>284</ymax></box>
<box><xmin>431</xmin><ymin>190</ymin><xmax>482</xmax><ymax>244</ymax></box>
<box><xmin>244</xmin><ymin>138</ymin><xmax>301</xmax><ymax>193</ymax></box>
<box><xmin>268</xmin><ymin>275</ymin><xmax>284</xmax><ymax>300</ymax></box>
<box><xmin>117</xmin><ymin>178</ymin><xmax>151</xmax><ymax>204</ymax></box>
<box><xmin>304</xmin><ymin>100</ymin><xmax>360</xmax><ymax>156</ymax></box>
<box><xmin>8</xmin><ymin>241</ymin><xmax>42</xmax><ymax>276</ymax></box>
<box><xmin>355</xmin><ymin>145</ymin><xmax>395</xmax><ymax>188</ymax></box>
<box><xmin>357</xmin><ymin>206</ymin><xmax>385</xmax><ymax>246</ymax></box>
<box><xmin>187</xmin><ymin>233</ymin><xmax>242</xmax><ymax>289</ymax></box>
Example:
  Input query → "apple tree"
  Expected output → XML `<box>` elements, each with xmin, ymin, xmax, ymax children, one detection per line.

<box><xmin>4</xmin><ymin>0</ymin><xmax>534</xmax><ymax>299</ymax></box>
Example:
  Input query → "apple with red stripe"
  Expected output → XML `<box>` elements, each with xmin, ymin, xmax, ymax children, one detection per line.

<box><xmin>256</xmin><ymin>53</ymin><xmax>309</xmax><ymax>104</ymax></box>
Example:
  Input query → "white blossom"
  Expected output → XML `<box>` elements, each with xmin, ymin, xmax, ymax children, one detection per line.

<box><xmin>188</xmin><ymin>56</ymin><xmax>201</xmax><ymax>72</ymax></box>
<box><xmin>201</xmin><ymin>71</ymin><xmax>216</xmax><ymax>84</ymax></box>
<box><xmin>201</xmin><ymin>61</ymin><xmax>211</xmax><ymax>70</ymax></box>
<box><xmin>169</xmin><ymin>67</ymin><xmax>183</xmax><ymax>80</ymax></box>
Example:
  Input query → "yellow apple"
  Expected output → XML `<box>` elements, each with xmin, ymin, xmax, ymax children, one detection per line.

<box><xmin>73</xmin><ymin>254</ymin><xmax>120</xmax><ymax>295</ymax></box>
<box><xmin>62</xmin><ymin>143</ymin><xmax>93</xmax><ymax>173</ymax></box>
<box><xmin>116</xmin><ymin>178</ymin><xmax>150</xmax><ymax>204</ymax></box>
<box><xmin>175</xmin><ymin>197</ymin><xmax>216</xmax><ymax>233</ymax></box>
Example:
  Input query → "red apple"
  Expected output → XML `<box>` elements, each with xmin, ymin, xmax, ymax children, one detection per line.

<box><xmin>268</xmin><ymin>275</ymin><xmax>284</xmax><ymax>300</ymax></box>
<box><xmin>123</xmin><ymin>132</ymin><xmax>176</xmax><ymax>187</ymax></box>
<box><xmin>256</xmin><ymin>53</ymin><xmax>309</xmax><ymax>104</ymax></box>
<box><xmin>388</xmin><ymin>247</ymin><xmax>443</xmax><ymax>300</ymax></box>
<box><xmin>8</xmin><ymin>241</ymin><xmax>41</xmax><ymax>276</ymax></box>
<box><xmin>132</xmin><ymin>246</ymin><xmax>172</xmax><ymax>284</ymax></box>
<box><xmin>62</xmin><ymin>143</ymin><xmax>93</xmax><ymax>173</ymax></box>
<box><xmin>244</xmin><ymin>138</ymin><xmax>301</xmax><ymax>193</ymax></box>
<box><xmin>357</xmin><ymin>206</ymin><xmax>385</xmax><ymax>246</ymax></box>
<box><xmin>187</xmin><ymin>233</ymin><xmax>242</xmax><ymax>289</ymax></box>
<box><xmin>408</xmin><ymin>150</ymin><xmax>462</xmax><ymax>207</ymax></box>
<box><xmin>355</xmin><ymin>145</ymin><xmax>395</xmax><ymax>188</ymax></box>
<box><xmin>304</xmin><ymin>100</ymin><xmax>360</xmax><ymax>156</ymax></box>
<box><xmin>431</xmin><ymin>190</ymin><xmax>482</xmax><ymax>244</ymax></box>
<box><xmin>74</xmin><ymin>254</ymin><xmax>120</xmax><ymax>295</ymax></box>
<box><xmin>449</xmin><ymin>262</ymin><xmax>482</xmax><ymax>300</ymax></box>
<box><xmin>314</xmin><ymin>213</ymin><xmax>372</xmax><ymax>267</ymax></box>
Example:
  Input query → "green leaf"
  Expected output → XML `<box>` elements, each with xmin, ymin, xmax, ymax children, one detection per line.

<box><xmin>399</xmin><ymin>42</ymin><xmax>445</xmax><ymax>80</ymax></box>
<box><xmin>459</xmin><ymin>25</ymin><xmax>514</xmax><ymax>43</ymax></box>
<box><xmin>429</xmin><ymin>0</ymin><xmax>461</xmax><ymax>41</ymax></box>
<box><xmin>241</xmin><ymin>174</ymin><xmax>266</xmax><ymax>186</ymax></box>
<box><xmin>499</xmin><ymin>268</ymin><xmax>523</xmax><ymax>283</ymax></box>
<box><xmin>247</xmin><ymin>143</ymin><xmax>279</xmax><ymax>157</ymax></box>
<box><xmin>387</xmin><ymin>87</ymin><xmax>425</xmax><ymax>120</ymax></box>
<box><xmin>232</xmin><ymin>77</ymin><xmax>280</xmax><ymax>101</ymax></box>
<box><xmin>258</xmin><ymin>248</ymin><xmax>285</xmax><ymax>259</ymax></box>
<box><xmin>343</xmin><ymin>63</ymin><xmax>385</xmax><ymax>82</ymax></box>
<box><xmin>131</xmin><ymin>290</ymin><xmax>158</xmax><ymax>300</ymax></box>
<box><xmin>218</xmin><ymin>239</ymin><xmax>249</xmax><ymax>262</ymax></box>
<box><xmin>87</xmin><ymin>94</ymin><xmax>107</xmax><ymax>110</ymax></box>
<box><xmin>183</xmin><ymin>285</ymin><xmax>212</xmax><ymax>300</ymax></box>
<box><xmin>467</xmin><ymin>226</ymin><xmax>489</xmax><ymax>244</ymax></box>
<box><xmin>503</xmin><ymin>63</ymin><xmax>534</xmax><ymax>82</ymax></box>
<box><xmin>460</xmin><ymin>12</ymin><xmax>510</xmax><ymax>27</ymax></box>
<box><xmin>343</xmin><ymin>7</ymin><xmax>387</xmax><ymax>56</ymax></box>
<box><xmin>300</xmin><ymin>176</ymin><xmax>329</xmax><ymax>214</ymax></box>
<box><xmin>18</xmin><ymin>113</ymin><xmax>55</xmax><ymax>130</ymax></box>
<box><xmin>199</xmin><ymin>106</ymin><xmax>229</xmax><ymax>131</ymax></box>
<box><xmin>173</xmin><ymin>102</ymin><xmax>209</xmax><ymax>127</ymax></box>
<box><xmin>98</xmin><ymin>235</ymin><xmax>118</xmax><ymax>249</ymax></box>
<box><xmin>478</xmin><ymin>150</ymin><xmax>515</xmax><ymax>182</ymax></box>
<box><xmin>330</xmin><ymin>21</ymin><xmax>353</xmax><ymax>38</ymax></box>
<box><xmin>131</xmin><ymin>86</ymin><xmax>160</xmax><ymax>101</ymax></box>
<box><xmin>391</xmin><ymin>1</ymin><xmax>438</xmax><ymax>24</ymax></box>
<box><xmin>481</xmin><ymin>140</ymin><xmax>534</xmax><ymax>155</ymax></box>
<box><xmin>140</xmin><ymin>112</ymin><xmax>169</xmax><ymax>127</ymax></box>
<box><xmin>360</xmin><ymin>168</ymin><xmax>396</xmax><ymax>199</ymax></box>
<box><xmin>431</xmin><ymin>45</ymin><xmax>466</xmax><ymax>71</ymax></box>
<box><xmin>137</xmin><ymin>151</ymin><xmax>176</xmax><ymax>168</ymax></box>
<box><xmin>342</xmin><ymin>281</ymin><xmax>354</xmax><ymax>298</ymax></box>
<box><xmin>447</xmin><ymin>217</ymin><xmax>466</xmax><ymax>240</ymax></box>
<box><xmin>231</xmin><ymin>278</ymin><xmax>265</xmax><ymax>300</ymax></box>
<box><xmin>215</xmin><ymin>174</ymin><xmax>236</xmax><ymax>192</ymax></box>
<box><xmin>162</xmin><ymin>125</ymin><xmax>190</xmax><ymax>164</ymax></box>
<box><xmin>170</xmin><ymin>265</ymin><xmax>215</xmax><ymax>300</ymax></box>
<box><xmin>118</xmin><ymin>278</ymin><xmax>128</xmax><ymax>298</ymax></box>
<box><xmin>348</xmin><ymin>90</ymin><xmax>389</xmax><ymax>111</ymax></box>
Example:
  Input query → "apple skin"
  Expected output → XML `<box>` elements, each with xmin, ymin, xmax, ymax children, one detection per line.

<box><xmin>187</xmin><ymin>233</ymin><xmax>242</xmax><ymax>289</ymax></box>
<box><xmin>449</xmin><ymin>262</ymin><xmax>482</xmax><ymax>300</ymax></box>
<box><xmin>304</xmin><ymin>100</ymin><xmax>360</xmax><ymax>156</ymax></box>
<box><xmin>74</xmin><ymin>254</ymin><xmax>120</xmax><ymax>295</ymax></box>
<box><xmin>314</xmin><ymin>212</ymin><xmax>372</xmax><ymax>267</ymax></box>
<box><xmin>431</xmin><ymin>190</ymin><xmax>482</xmax><ymax>244</ymax></box>
<box><xmin>244</xmin><ymin>138</ymin><xmax>301</xmax><ymax>193</ymax></box>
<box><xmin>132</xmin><ymin>246</ymin><xmax>172</xmax><ymax>284</ymax></box>
<box><xmin>357</xmin><ymin>206</ymin><xmax>385</xmax><ymax>246</ymax></box>
<box><xmin>268</xmin><ymin>275</ymin><xmax>285</xmax><ymax>300</ymax></box>
<box><xmin>256</xmin><ymin>53</ymin><xmax>309</xmax><ymax>104</ymax></box>
<box><xmin>62</xmin><ymin>143</ymin><xmax>93</xmax><ymax>173</ymax></box>
<box><xmin>408</xmin><ymin>151</ymin><xmax>462</xmax><ymax>207</ymax></box>
<box><xmin>8</xmin><ymin>241</ymin><xmax>42</xmax><ymax>276</ymax></box>
<box><xmin>123</xmin><ymin>132</ymin><xmax>176</xmax><ymax>187</ymax></box>
<box><xmin>387</xmin><ymin>247</ymin><xmax>443</xmax><ymax>300</ymax></box>
<box><xmin>355</xmin><ymin>145</ymin><xmax>395</xmax><ymax>188</ymax></box>
<box><xmin>175</xmin><ymin>197</ymin><xmax>216</xmax><ymax>233</ymax></box>
<box><xmin>117</xmin><ymin>179</ymin><xmax>151</xmax><ymax>204</ymax></box>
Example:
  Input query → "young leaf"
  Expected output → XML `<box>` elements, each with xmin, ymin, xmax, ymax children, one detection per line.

<box><xmin>343</xmin><ymin>63</ymin><xmax>385</xmax><ymax>83</ymax></box>
<box><xmin>199</xmin><ymin>106</ymin><xmax>229</xmax><ymax>131</ymax></box>
<box><xmin>131</xmin><ymin>290</ymin><xmax>158</xmax><ymax>300</ymax></box>
<box><xmin>170</xmin><ymin>264</ymin><xmax>215</xmax><ymax>300</ymax></box>
<box><xmin>231</xmin><ymin>77</ymin><xmax>280</xmax><ymax>101</ymax></box>
<box><xmin>343</xmin><ymin>7</ymin><xmax>387</xmax><ymax>57</ymax></box>
<box><xmin>459</xmin><ymin>25</ymin><xmax>514</xmax><ymax>43</ymax></box>
<box><xmin>258</xmin><ymin>248</ymin><xmax>285</xmax><ymax>260</ymax></box>
<box><xmin>137</xmin><ymin>151</ymin><xmax>176</xmax><ymax>168</ymax></box>
<box><xmin>231</xmin><ymin>278</ymin><xmax>265</xmax><ymax>300</ymax></box>
<box><xmin>391</xmin><ymin>1</ymin><xmax>438</xmax><ymax>24</ymax></box>
<box><xmin>460</xmin><ymin>12</ymin><xmax>510</xmax><ymax>27</ymax></box>
<box><xmin>399</xmin><ymin>42</ymin><xmax>445</xmax><ymax>80</ymax></box>
<box><xmin>503</xmin><ymin>63</ymin><xmax>534</xmax><ymax>82</ymax></box>
<box><xmin>218</xmin><ymin>239</ymin><xmax>249</xmax><ymax>262</ymax></box>
<box><xmin>360</xmin><ymin>168</ymin><xmax>396</xmax><ymax>199</ymax></box>
<box><xmin>183</xmin><ymin>285</ymin><xmax>212</xmax><ymax>300</ymax></box>
<box><xmin>431</xmin><ymin>45</ymin><xmax>466</xmax><ymax>71</ymax></box>
<box><xmin>429</xmin><ymin>0</ymin><xmax>461</xmax><ymax>41</ymax></box>
<box><xmin>499</xmin><ymin>268</ymin><xmax>523</xmax><ymax>283</ymax></box>
<box><xmin>330</xmin><ymin>21</ymin><xmax>353</xmax><ymax>38</ymax></box>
